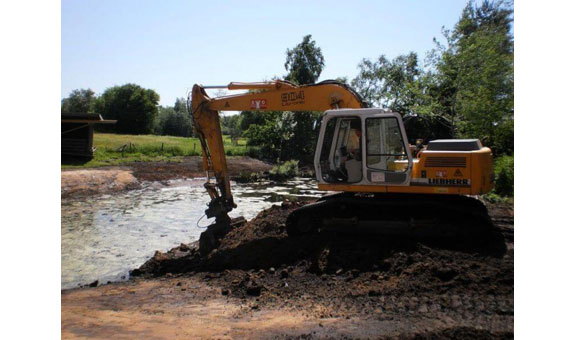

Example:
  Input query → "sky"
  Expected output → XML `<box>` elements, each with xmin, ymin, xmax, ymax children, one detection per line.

<box><xmin>62</xmin><ymin>0</ymin><xmax>471</xmax><ymax>107</ymax></box>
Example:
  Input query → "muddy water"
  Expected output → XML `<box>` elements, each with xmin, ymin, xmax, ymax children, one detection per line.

<box><xmin>61</xmin><ymin>178</ymin><xmax>321</xmax><ymax>290</ymax></box>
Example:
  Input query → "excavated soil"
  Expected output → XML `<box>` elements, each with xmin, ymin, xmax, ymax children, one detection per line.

<box><xmin>129</xmin><ymin>156</ymin><xmax>272</xmax><ymax>182</ymax></box>
<box><xmin>62</xmin><ymin>200</ymin><xmax>514</xmax><ymax>339</ymax></box>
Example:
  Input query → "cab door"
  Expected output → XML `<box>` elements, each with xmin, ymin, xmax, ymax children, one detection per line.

<box><xmin>363</xmin><ymin>112</ymin><xmax>412</xmax><ymax>186</ymax></box>
<box><xmin>316</xmin><ymin>115</ymin><xmax>363</xmax><ymax>184</ymax></box>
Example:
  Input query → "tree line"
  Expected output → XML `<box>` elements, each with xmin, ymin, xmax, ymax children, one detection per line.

<box><xmin>61</xmin><ymin>85</ymin><xmax>194</xmax><ymax>137</ymax></box>
<box><xmin>62</xmin><ymin>0</ymin><xmax>513</xmax><ymax>161</ymax></box>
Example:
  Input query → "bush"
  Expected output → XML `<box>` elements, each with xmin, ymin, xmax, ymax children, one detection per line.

<box><xmin>243</xmin><ymin>118</ymin><xmax>282</xmax><ymax>160</ymax></box>
<box><xmin>494</xmin><ymin>155</ymin><xmax>514</xmax><ymax>196</ymax></box>
<box><xmin>269</xmin><ymin>160</ymin><xmax>299</xmax><ymax>181</ymax></box>
<box><xmin>233</xmin><ymin>171</ymin><xmax>262</xmax><ymax>183</ymax></box>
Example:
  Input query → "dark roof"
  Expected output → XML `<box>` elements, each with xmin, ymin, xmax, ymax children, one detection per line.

<box><xmin>61</xmin><ymin>113</ymin><xmax>116</xmax><ymax>124</ymax></box>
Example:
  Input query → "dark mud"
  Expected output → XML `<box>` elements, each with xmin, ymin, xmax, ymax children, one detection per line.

<box><xmin>131</xmin><ymin>199</ymin><xmax>514</xmax><ymax>338</ymax></box>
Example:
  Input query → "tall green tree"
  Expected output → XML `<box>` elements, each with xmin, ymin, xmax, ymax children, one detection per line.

<box><xmin>430</xmin><ymin>0</ymin><xmax>514</xmax><ymax>154</ymax></box>
<box><xmin>95</xmin><ymin>84</ymin><xmax>159</xmax><ymax>134</ymax></box>
<box><xmin>174</xmin><ymin>97</ymin><xmax>188</xmax><ymax>114</ymax></box>
<box><xmin>242</xmin><ymin>35</ymin><xmax>326</xmax><ymax>162</ymax></box>
<box><xmin>282</xmin><ymin>35</ymin><xmax>325</xmax><ymax>161</ymax></box>
<box><xmin>284</xmin><ymin>34</ymin><xmax>325</xmax><ymax>85</ymax></box>
<box><xmin>174</xmin><ymin>97</ymin><xmax>196</xmax><ymax>136</ymax></box>
<box><xmin>61</xmin><ymin>89</ymin><xmax>96</xmax><ymax>114</ymax></box>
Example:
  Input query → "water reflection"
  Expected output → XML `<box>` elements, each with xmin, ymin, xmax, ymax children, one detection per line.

<box><xmin>61</xmin><ymin>177</ymin><xmax>321</xmax><ymax>289</ymax></box>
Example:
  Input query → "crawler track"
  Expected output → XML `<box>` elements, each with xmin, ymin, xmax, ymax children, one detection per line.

<box><xmin>287</xmin><ymin>193</ymin><xmax>498</xmax><ymax>247</ymax></box>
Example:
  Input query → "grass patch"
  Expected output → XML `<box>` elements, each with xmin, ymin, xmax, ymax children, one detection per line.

<box><xmin>62</xmin><ymin>133</ymin><xmax>255</xmax><ymax>168</ymax></box>
<box><xmin>482</xmin><ymin>192</ymin><xmax>514</xmax><ymax>204</ymax></box>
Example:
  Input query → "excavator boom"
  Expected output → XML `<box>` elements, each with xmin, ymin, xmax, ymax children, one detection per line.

<box><xmin>189</xmin><ymin>80</ymin><xmax>366</xmax><ymax>220</ymax></box>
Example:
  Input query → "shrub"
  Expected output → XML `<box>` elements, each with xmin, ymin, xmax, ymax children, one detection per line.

<box><xmin>269</xmin><ymin>160</ymin><xmax>299</xmax><ymax>181</ymax></box>
<box><xmin>494</xmin><ymin>155</ymin><xmax>514</xmax><ymax>196</ymax></box>
<box><xmin>233</xmin><ymin>171</ymin><xmax>262</xmax><ymax>183</ymax></box>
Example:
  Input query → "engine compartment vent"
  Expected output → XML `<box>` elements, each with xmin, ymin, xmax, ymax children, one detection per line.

<box><xmin>424</xmin><ymin>157</ymin><xmax>467</xmax><ymax>168</ymax></box>
<box><xmin>426</xmin><ymin>139</ymin><xmax>481</xmax><ymax>151</ymax></box>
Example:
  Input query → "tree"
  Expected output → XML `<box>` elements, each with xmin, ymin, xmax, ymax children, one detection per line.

<box><xmin>284</xmin><ymin>35</ymin><xmax>325</xmax><ymax>85</ymax></box>
<box><xmin>350</xmin><ymin>53</ymin><xmax>455</xmax><ymax>142</ymax></box>
<box><xmin>221</xmin><ymin>114</ymin><xmax>242</xmax><ymax>145</ymax></box>
<box><xmin>174</xmin><ymin>97</ymin><xmax>187</xmax><ymax>114</ymax></box>
<box><xmin>351</xmin><ymin>52</ymin><xmax>421</xmax><ymax>115</ymax></box>
<box><xmin>241</xmin><ymin>36</ymin><xmax>326</xmax><ymax>162</ymax></box>
<box><xmin>95</xmin><ymin>84</ymin><xmax>159</xmax><ymax>134</ymax></box>
<box><xmin>350</xmin><ymin>1</ymin><xmax>513</xmax><ymax>154</ymax></box>
<box><xmin>243</xmin><ymin>111</ymin><xmax>284</xmax><ymax>160</ymax></box>
<box><xmin>154</xmin><ymin>106</ymin><xmax>194</xmax><ymax>137</ymax></box>
<box><xmin>238</xmin><ymin>110</ymin><xmax>267</xmax><ymax>131</ymax></box>
<box><xmin>279</xmin><ymin>35</ymin><xmax>326</xmax><ymax>162</ymax></box>
<box><xmin>282</xmin><ymin>110</ymin><xmax>321</xmax><ymax>162</ymax></box>
<box><xmin>61</xmin><ymin>89</ymin><xmax>96</xmax><ymax>114</ymax></box>
<box><xmin>430</xmin><ymin>0</ymin><xmax>513</xmax><ymax>154</ymax></box>
<box><xmin>175</xmin><ymin>97</ymin><xmax>196</xmax><ymax>137</ymax></box>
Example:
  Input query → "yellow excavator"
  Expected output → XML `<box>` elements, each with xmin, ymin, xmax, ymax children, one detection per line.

<box><xmin>188</xmin><ymin>80</ymin><xmax>493</xmax><ymax>244</ymax></box>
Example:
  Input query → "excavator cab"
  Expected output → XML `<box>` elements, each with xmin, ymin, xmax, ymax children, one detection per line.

<box><xmin>315</xmin><ymin>109</ymin><xmax>413</xmax><ymax>187</ymax></box>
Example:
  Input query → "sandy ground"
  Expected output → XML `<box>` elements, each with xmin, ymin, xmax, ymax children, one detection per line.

<box><xmin>61</xmin><ymin>157</ymin><xmax>272</xmax><ymax>198</ymax></box>
<box><xmin>61</xmin><ymin>201</ymin><xmax>513</xmax><ymax>339</ymax></box>
<box><xmin>62</xmin><ymin>278</ymin><xmax>510</xmax><ymax>339</ymax></box>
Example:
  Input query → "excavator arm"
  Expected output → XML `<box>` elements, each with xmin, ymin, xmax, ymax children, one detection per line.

<box><xmin>188</xmin><ymin>80</ymin><xmax>365</xmax><ymax>220</ymax></box>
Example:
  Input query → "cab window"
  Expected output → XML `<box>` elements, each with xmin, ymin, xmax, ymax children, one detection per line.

<box><xmin>365</xmin><ymin>117</ymin><xmax>408</xmax><ymax>172</ymax></box>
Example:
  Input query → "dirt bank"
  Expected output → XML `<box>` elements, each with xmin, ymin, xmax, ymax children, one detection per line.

<box><xmin>62</xmin><ymin>200</ymin><xmax>514</xmax><ymax>339</ymax></box>
<box><xmin>61</xmin><ymin>156</ymin><xmax>272</xmax><ymax>198</ymax></box>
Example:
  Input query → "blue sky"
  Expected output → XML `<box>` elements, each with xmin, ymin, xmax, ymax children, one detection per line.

<box><xmin>62</xmin><ymin>0</ymin><xmax>471</xmax><ymax>107</ymax></box>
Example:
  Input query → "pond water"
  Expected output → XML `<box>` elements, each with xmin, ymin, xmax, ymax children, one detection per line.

<box><xmin>61</xmin><ymin>178</ymin><xmax>321</xmax><ymax>289</ymax></box>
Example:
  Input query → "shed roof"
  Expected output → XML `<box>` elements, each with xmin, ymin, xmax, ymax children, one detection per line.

<box><xmin>61</xmin><ymin>113</ymin><xmax>116</xmax><ymax>124</ymax></box>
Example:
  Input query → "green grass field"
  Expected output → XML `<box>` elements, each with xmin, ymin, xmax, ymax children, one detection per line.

<box><xmin>62</xmin><ymin>133</ymin><xmax>254</xmax><ymax>168</ymax></box>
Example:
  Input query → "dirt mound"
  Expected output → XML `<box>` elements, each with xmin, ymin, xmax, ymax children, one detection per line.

<box><xmin>133</xmin><ymin>200</ymin><xmax>512</xmax><ymax>297</ymax></box>
<box><xmin>61</xmin><ymin>169</ymin><xmax>140</xmax><ymax>197</ymax></box>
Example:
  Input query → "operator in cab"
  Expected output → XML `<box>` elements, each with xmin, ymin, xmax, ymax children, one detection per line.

<box><xmin>345</xmin><ymin>121</ymin><xmax>362</xmax><ymax>182</ymax></box>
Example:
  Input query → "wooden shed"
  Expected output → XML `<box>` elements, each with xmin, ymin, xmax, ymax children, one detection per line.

<box><xmin>61</xmin><ymin>113</ymin><xmax>116</xmax><ymax>159</ymax></box>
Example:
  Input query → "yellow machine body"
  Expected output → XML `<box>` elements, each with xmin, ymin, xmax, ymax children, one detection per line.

<box><xmin>318</xmin><ymin>147</ymin><xmax>494</xmax><ymax>195</ymax></box>
<box><xmin>189</xmin><ymin>80</ymin><xmax>494</xmax><ymax>219</ymax></box>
